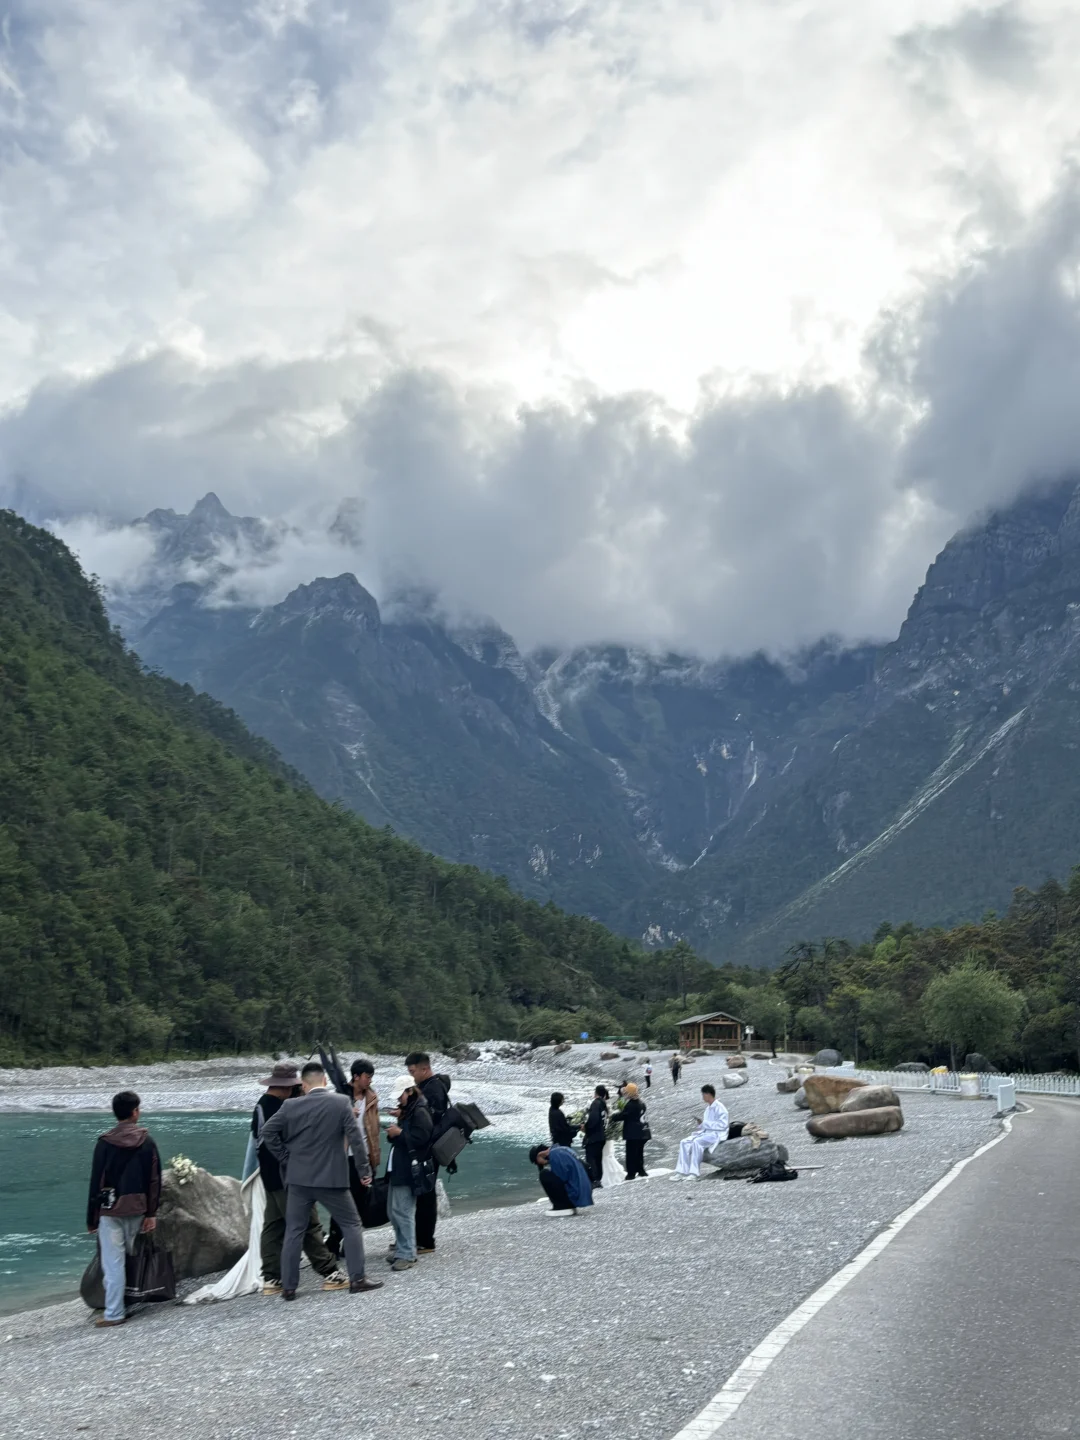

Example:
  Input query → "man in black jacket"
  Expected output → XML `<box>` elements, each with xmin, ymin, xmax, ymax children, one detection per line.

<box><xmin>252</xmin><ymin>1063</ymin><xmax>344</xmax><ymax>1294</ymax></box>
<box><xmin>405</xmin><ymin>1051</ymin><xmax>447</xmax><ymax>1254</ymax></box>
<box><xmin>583</xmin><ymin>1085</ymin><xmax>609</xmax><ymax>1187</ymax></box>
<box><xmin>86</xmin><ymin>1091</ymin><xmax>162</xmax><ymax>1328</ymax></box>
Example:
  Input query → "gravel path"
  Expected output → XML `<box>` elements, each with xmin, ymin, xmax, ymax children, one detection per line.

<box><xmin>0</xmin><ymin>1055</ymin><xmax>1004</xmax><ymax>1440</ymax></box>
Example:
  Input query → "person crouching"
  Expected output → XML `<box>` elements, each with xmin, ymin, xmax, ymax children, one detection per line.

<box><xmin>385</xmin><ymin>1076</ymin><xmax>433</xmax><ymax>1272</ymax></box>
<box><xmin>529</xmin><ymin>1144</ymin><xmax>594</xmax><ymax>1217</ymax></box>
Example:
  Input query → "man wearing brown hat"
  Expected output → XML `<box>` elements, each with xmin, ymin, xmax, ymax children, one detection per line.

<box><xmin>252</xmin><ymin>1063</ymin><xmax>345</xmax><ymax>1294</ymax></box>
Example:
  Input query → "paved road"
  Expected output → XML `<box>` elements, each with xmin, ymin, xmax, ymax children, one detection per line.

<box><xmin>724</xmin><ymin>1097</ymin><xmax>1080</xmax><ymax>1440</ymax></box>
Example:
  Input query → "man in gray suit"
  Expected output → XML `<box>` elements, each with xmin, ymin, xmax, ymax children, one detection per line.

<box><xmin>260</xmin><ymin>1061</ymin><xmax>384</xmax><ymax>1300</ymax></box>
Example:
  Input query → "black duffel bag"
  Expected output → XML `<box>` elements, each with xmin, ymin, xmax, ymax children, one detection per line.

<box><xmin>80</xmin><ymin>1242</ymin><xmax>106</xmax><ymax>1310</ymax></box>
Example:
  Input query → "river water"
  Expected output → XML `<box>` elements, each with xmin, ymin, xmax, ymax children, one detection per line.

<box><xmin>0</xmin><ymin>1110</ymin><xmax>540</xmax><ymax>1315</ymax></box>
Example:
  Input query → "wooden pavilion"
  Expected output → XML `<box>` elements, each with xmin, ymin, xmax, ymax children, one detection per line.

<box><xmin>677</xmin><ymin>1011</ymin><xmax>744</xmax><ymax>1052</ymax></box>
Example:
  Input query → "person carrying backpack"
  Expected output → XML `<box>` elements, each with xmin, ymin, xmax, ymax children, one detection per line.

<box><xmin>405</xmin><ymin>1051</ymin><xmax>448</xmax><ymax>1254</ymax></box>
<box><xmin>86</xmin><ymin>1091</ymin><xmax>162</xmax><ymax>1328</ymax></box>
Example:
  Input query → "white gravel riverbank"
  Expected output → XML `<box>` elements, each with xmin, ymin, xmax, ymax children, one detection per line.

<box><xmin>1</xmin><ymin>1051</ymin><xmax>1004</xmax><ymax>1440</ymax></box>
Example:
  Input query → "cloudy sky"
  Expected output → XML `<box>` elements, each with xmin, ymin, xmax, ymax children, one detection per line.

<box><xmin>2</xmin><ymin>0</ymin><xmax>1080</xmax><ymax>654</ymax></box>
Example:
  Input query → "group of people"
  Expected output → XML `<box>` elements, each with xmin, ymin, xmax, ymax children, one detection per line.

<box><xmin>86</xmin><ymin>1050</ymin><xmax>453</xmax><ymax>1325</ymax></box>
<box><xmin>530</xmin><ymin>1052</ymin><xmax>726</xmax><ymax>1214</ymax></box>
<box><xmin>85</xmin><ymin>1047</ymin><xmax>732</xmax><ymax>1322</ymax></box>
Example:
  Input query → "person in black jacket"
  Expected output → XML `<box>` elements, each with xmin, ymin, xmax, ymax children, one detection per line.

<box><xmin>583</xmin><ymin>1086</ymin><xmax>609</xmax><ymax>1187</ymax></box>
<box><xmin>385</xmin><ymin>1076</ymin><xmax>434</xmax><ymax>1271</ymax></box>
<box><xmin>252</xmin><ymin>1063</ymin><xmax>343</xmax><ymax>1294</ymax></box>
<box><xmin>86</xmin><ymin>1091</ymin><xmax>162</xmax><ymax>1328</ymax></box>
<box><xmin>548</xmin><ymin>1092</ymin><xmax>579</xmax><ymax>1148</ymax></box>
<box><xmin>406</xmin><ymin>1051</ymin><xmax>448</xmax><ymax>1254</ymax></box>
<box><xmin>608</xmin><ymin>1081</ymin><xmax>649</xmax><ymax>1178</ymax></box>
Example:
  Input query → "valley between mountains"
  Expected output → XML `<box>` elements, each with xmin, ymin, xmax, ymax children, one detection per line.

<box><xmin>109</xmin><ymin>479</ymin><xmax>1080</xmax><ymax>963</ymax></box>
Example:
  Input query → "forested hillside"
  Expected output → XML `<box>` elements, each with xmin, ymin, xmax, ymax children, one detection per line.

<box><xmin>640</xmin><ymin>877</ymin><xmax>1080</xmax><ymax>1073</ymax></box>
<box><xmin>0</xmin><ymin>511</ymin><xmax>702</xmax><ymax>1063</ymax></box>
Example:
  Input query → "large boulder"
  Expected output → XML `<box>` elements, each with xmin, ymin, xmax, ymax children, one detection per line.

<box><xmin>722</xmin><ymin>1071</ymin><xmax>749</xmax><ymax>1089</ymax></box>
<box><xmin>840</xmin><ymin>1084</ymin><xmax>900</xmax><ymax>1113</ymax></box>
<box><xmin>703</xmin><ymin>1137</ymin><xmax>789</xmax><ymax>1176</ymax></box>
<box><xmin>156</xmin><ymin>1168</ymin><xmax>249</xmax><ymax>1281</ymax></box>
<box><xmin>793</xmin><ymin>1086</ymin><xmax>809</xmax><ymax>1109</ymax></box>
<box><xmin>599</xmin><ymin>1051</ymin><xmax>620</xmax><ymax>1061</ymax></box>
<box><xmin>896</xmin><ymin>1061</ymin><xmax>930</xmax><ymax>1073</ymax></box>
<box><xmin>965</xmin><ymin>1053</ymin><xmax>1000</xmax><ymax>1074</ymax></box>
<box><xmin>776</xmin><ymin>1075</ymin><xmax>802</xmax><ymax>1093</ymax></box>
<box><xmin>725</xmin><ymin>1054</ymin><xmax>747</xmax><ymax>1069</ymax></box>
<box><xmin>812</xmin><ymin>1048</ymin><xmax>843</xmax><ymax>1067</ymax></box>
<box><xmin>802</xmin><ymin>1074</ymin><xmax>868</xmax><ymax>1114</ymax></box>
<box><xmin>807</xmin><ymin>1107</ymin><xmax>904</xmax><ymax>1139</ymax></box>
<box><xmin>689</xmin><ymin>1048</ymin><xmax>708</xmax><ymax>1057</ymax></box>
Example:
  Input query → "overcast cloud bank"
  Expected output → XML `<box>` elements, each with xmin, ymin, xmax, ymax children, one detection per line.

<box><xmin>2</xmin><ymin>2</ymin><xmax>1079</xmax><ymax>654</ymax></box>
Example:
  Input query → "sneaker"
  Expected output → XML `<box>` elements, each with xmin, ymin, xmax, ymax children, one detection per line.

<box><xmin>416</xmin><ymin>1246</ymin><xmax>436</xmax><ymax>1255</ymax></box>
<box><xmin>262</xmin><ymin>1280</ymin><xmax>283</xmax><ymax>1296</ymax></box>
<box><xmin>542</xmin><ymin>1208</ymin><xmax>574</xmax><ymax>1218</ymax></box>
<box><xmin>390</xmin><ymin>1259</ymin><xmax>417</xmax><ymax>1272</ymax></box>
<box><xmin>320</xmin><ymin>1271</ymin><xmax>350</xmax><ymax>1291</ymax></box>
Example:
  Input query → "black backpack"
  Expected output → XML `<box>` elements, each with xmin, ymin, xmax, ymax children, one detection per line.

<box><xmin>748</xmin><ymin>1159</ymin><xmax>799</xmax><ymax>1183</ymax></box>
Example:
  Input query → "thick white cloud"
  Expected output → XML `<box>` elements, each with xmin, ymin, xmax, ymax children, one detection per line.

<box><xmin>2</xmin><ymin>1</ymin><xmax>1080</xmax><ymax>653</ymax></box>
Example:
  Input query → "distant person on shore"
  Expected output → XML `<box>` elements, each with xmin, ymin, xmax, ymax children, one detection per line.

<box><xmin>328</xmin><ymin>1059</ymin><xmax>381</xmax><ymax>1258</ymax></box>
<box><xmin>669</xmin><ymin>1052</ymin><xmax>683</xmax><ymax>1086</ymax></box>
<box><xmin>252</xmin><ymin>1062</ymin><xmax>343</xmax><ymax>1294</ymax></box>
<box><xmin>86</xmin><ymin>1091</ymin><xmax>162</xmax><ymax>1328</ymax></box>
<box><xmin>644</xmin><ymin>1061</ymin><xmax>653</xmax><ymax>1089</ymax></box>
<box><xmin>259</xmin><ymin>1062</ymin><xmax>382</xmax><ymax>1300</ymax></box>
<box><xmin>674</xmin><ymin>1084</ymin><xmax>729</xmax><ymax>1179</ymax></box>
<box><xmin>405</xmin><ymin>1051</ymin><xmax>449</xmax><ymax>1255</ymax></box>
<box><xmin>583</xmin><ymin>1085</ymin><xmax>609</xmax><ymax>1186</ymax></box>
<box><xmin>608</xmin><ymin>1081</ymin><xmax>649</xmax><ymax>1179</ymax></box>
<box><xmin>385</xmin><ymin>1075</ymin><xmax>434</xmax><ymax>1271</ymax></box>
<box><xmin>529</xmin><ymin>1144</ymin><xmax>594</xmax><ymax>1215</ymax></box>
<box><xmin>548</xmin><ymin>1092</ymin><xmax>579</xmax><ymax>1148</ymax></box>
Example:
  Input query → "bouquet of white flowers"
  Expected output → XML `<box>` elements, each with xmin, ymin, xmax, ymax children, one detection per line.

<box><xmin>170</xmin><ymin>1154</ymin><xmax>199</xmax><ymax>1186</ymax></box>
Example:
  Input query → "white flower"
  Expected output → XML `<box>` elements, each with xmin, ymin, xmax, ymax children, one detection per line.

<box><xmin>170</xmin><ymin>1154</ymin><xmax>199</xmax><ymax>1186</ymax></box>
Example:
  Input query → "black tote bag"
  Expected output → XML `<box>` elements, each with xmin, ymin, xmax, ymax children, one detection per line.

<box><xmin>361</xmin><ymin>1174</ymin><xmax>390</xmax><ymax>1228</ymax></box>
<box><xmin>124</xmin><ymin>1233</ymin><xmax>176</xmax><ymax>1303</ymax></box>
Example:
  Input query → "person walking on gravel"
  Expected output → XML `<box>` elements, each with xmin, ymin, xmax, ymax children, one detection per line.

<box><xmin>259</xmin><ymin>1061</ymin><xmax>383</xmax><ymax>1300</ymax></box>
<box><xmin>86</xmin><ymin>1090</ymin><xmax>162</xmax><ymax>1328</ymax></box>
<box><xmin>643</xmin><ymin>1061</ymin><xmax>653</xmax><ymax>1089</ymax></box>
<box><xmin>669</xmin><ymin>1052</ymin><xmax>682</xmax><ymax>1086</ymax></box>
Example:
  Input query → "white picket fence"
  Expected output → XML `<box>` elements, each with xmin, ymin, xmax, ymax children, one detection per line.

<box><xmin>824</xmin><ymin>1066</ymin><xmax>1080</xmax><ymax>1099</ymax></box>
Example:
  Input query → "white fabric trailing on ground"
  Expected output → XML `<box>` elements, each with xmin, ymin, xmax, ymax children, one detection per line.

<box><xmin>183</xmin><ymin>1171</ymin><xmax>264</xmax><ymax>1304</ymax></box>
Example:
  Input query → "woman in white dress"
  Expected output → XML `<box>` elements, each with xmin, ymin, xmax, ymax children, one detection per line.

<box><xmin>675</xmin><ymin>1084</ymin><xmax>729</xmax><ymax>1178</ymax></box>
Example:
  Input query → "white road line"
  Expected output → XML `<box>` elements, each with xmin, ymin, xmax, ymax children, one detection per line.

<box><xmin>669</xmin><ymin>1109</ymin><xmax>1023</xmax><ymax>1439</ymax></box>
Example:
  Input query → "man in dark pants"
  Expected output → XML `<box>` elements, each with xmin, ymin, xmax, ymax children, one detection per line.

<box><xmin>405</xmin><ymin>1051</ymin><xmax>448</xmax><ymax>1254</ymax></box>
<box><xmin>529</xmin><ymin>1144</ymin><xmax>594</xmax><ymax>1215</ymax></box>
<box><xmin>583</xmin><ymin>1085</ymin><xmax>609</xmax><ymax>1187</ymax></box>
<box><xmin>260</xmin><ymin>1062</ymin><xmax>383</xmax><ymax>1300</ymax></box>
<box><xmin>253</xmin><ymin>1063</ymin><xmax>343</xmax><ymax>1294</ymax></box>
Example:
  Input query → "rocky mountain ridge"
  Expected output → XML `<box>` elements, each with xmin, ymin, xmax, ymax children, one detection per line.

<box><xmin>111</xmin><ymin>480</ymin><xmax>1080</xmax><ymax>962</ymax></box>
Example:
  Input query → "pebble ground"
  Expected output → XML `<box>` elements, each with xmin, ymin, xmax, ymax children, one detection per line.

<box><xmin>0</xmin><ymin>1055</ymin><xmax>1003</xmax><ymax>1440</ymax></box>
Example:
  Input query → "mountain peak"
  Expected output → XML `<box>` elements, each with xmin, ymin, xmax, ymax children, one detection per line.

<box><xmin>190</xmin><ymin>492</ymin><xmax>232</xmax><ymax>521</ymax></box>
<box><xmin>271</xmin><ymin>573</ymin><xmax>381</xmax><ymax>635</ymax></box>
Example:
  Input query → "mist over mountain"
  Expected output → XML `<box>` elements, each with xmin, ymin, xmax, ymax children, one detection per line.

<box><xmin>72</xmin><ymin>477</ymin><xmax>1080</xmax><ymax>963</ymax></box>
